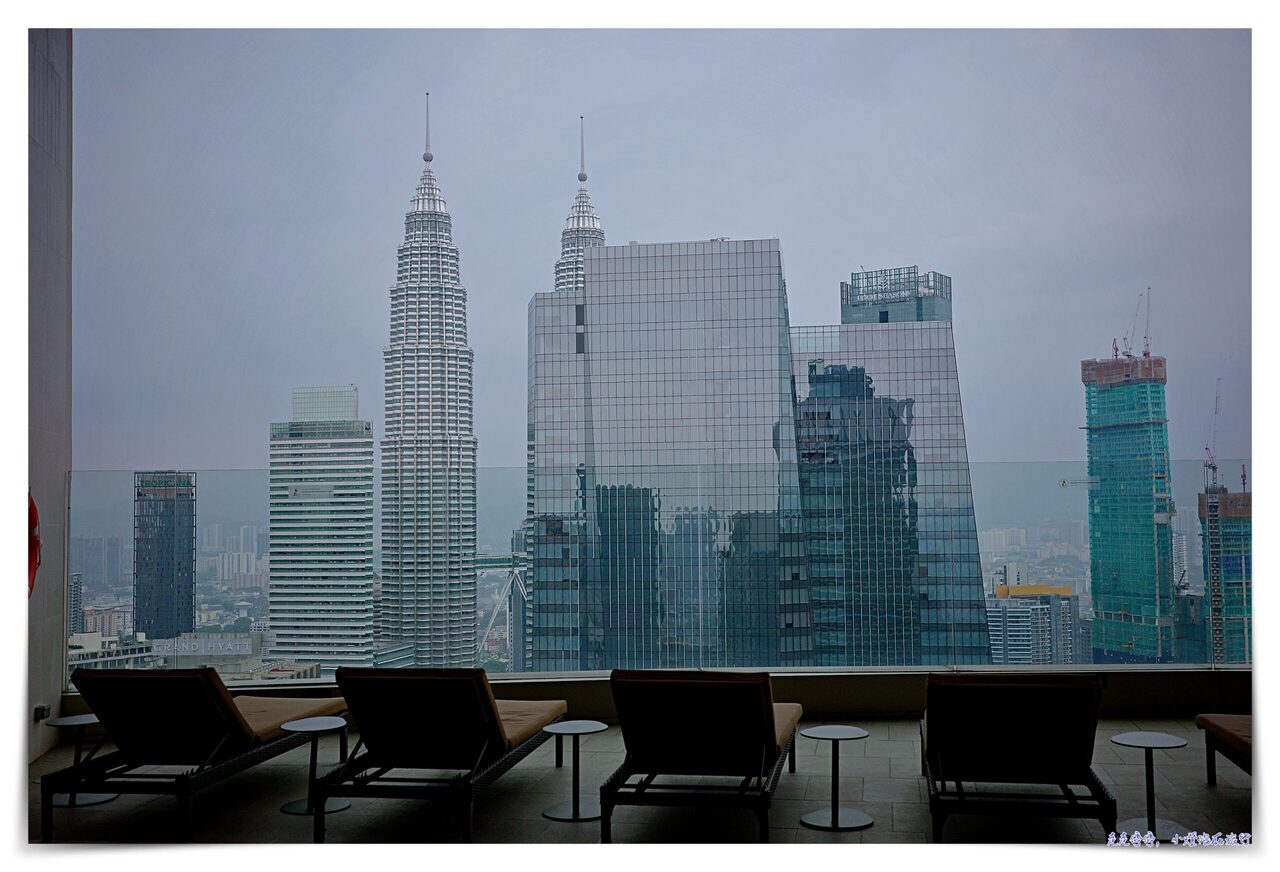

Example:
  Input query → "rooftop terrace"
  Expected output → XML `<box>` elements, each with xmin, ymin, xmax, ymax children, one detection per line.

<box><xmin>29</xmin><ymin>716</ymin><xmax>1250</xmax><ymax>845</ymax></box>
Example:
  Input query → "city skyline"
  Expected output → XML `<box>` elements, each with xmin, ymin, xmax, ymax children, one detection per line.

<box><xmin>70</xmin><ymin>30</ymin><xmax>1251</xmax><ymax>474</ymax></box>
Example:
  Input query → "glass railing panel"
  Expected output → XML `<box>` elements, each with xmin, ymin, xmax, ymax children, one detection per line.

<box><xmin>65</xmin><ymin>459</ymin><xmax>1252</xmax><ymax>688</ymax></box>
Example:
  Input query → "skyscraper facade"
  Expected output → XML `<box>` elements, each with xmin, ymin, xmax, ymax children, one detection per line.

<box><xmin>133</xmin><ymin>471</ymin><xmax>196</xmax><ymax>639</ymax></box>
<box><xmin>269</xmin><ymin>385</ymin><xmax>375</xmax><ymax>675</ymax></box>
<box><xmin>791</xmin><ymin>266</ymin><xmax>990</xmax><ymax>665</ymax></box>
<box><xmin>528</xmin><ymin>239</ymin><xmax>811</xmax><ymax>670</ymax></box>
<box><xmin>379</xmin><ymin>101</ymin><xmax>478</xmax><ymax>666</ymax></box>
<box><xmin>527</xmin><ymin>246</ymin><xmax>990</xmax><ymax>670</ymax></box>
<box><xmin>1081</xmin><ymin>355</ymin><xmax>1178</xmax><ymax>663</ymax></box>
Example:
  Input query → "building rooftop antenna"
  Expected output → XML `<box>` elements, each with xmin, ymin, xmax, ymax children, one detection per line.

<box><xmin>423</xmin><ymin>92</ymin><xmax>433</xmax><ymax>164</ymax></box>
<box><xmin>578</xmin><ymin>115</ymin><xmax>587</xmax><ymax>183</ymax></box>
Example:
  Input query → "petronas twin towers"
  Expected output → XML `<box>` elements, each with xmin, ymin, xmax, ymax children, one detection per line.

<box><xmin>380</xmin><ymin>97</ymin><xmax>601</xmax><ymax>666</ymax></box>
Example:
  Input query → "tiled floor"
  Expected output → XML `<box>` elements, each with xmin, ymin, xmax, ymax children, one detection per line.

<box><xmin>28</xmin><ymin>718</ymin><xmax>1252</xmax><ymax>845</ymax></box>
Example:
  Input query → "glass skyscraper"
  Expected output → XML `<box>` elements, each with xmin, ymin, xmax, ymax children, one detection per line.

<box><xmin>132</xmin><ymin>471</ymin><xmax>196</xmax><ymax>639</ymax></box>
<box><xmin>269</xmin><ymin>385</ymin><xmax>375</xmax><ymax>675</ymax></box>
<box><xmin>527</xmin><ymin>246</ymin><xmax>989</xmax><ymax>670</ymax></box>
<box><xmin>1081</xmin><ymin>355</ymin><xmax>1178</xmax><ymax>663</ymax></box>
<box><xmin>380</xmin><ymin>101</ymin><xmax>478</xmax><ymax>666</ymax></box>
<box><xmin>792</xmin><ymin>267</ymin><xmax>990</xmax><ymax>665</ymax></box>
<box><xmin>528</xmin><ymin>240</ymin><xmax>810</xmax><ymax>670</ymax></box>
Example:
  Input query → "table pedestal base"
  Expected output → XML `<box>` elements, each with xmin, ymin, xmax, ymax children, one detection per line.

<box><xmin>281</xmin><ymin>797</ymin><xmax>350</xmax><ymax>815</ymax></box>
<box><xmin>800</xmin><ymin>807</ymin><xmax>873</xmax><ymax>831</ymax></box>
<box><xmin>52</xmin><ymin>793</ymin><xmax>118</xmax><ymax>808</ymax></box>
<box><xmin>1117</xmin><ymin>817</ymin><xmax>1187</xmax><ymax>843</ymax></box>
<box><xmin>542</xmin><ymin>799</ymin><xmax>601</xmax><ymax>822</ymax></box>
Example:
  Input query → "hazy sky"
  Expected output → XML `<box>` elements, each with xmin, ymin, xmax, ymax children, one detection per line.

<box><xmin>71</xmin><ymin>29</ymin><xmax>1251</xmax><ymax>472</ymax></box>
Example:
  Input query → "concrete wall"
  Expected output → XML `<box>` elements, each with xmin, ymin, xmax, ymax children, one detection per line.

<box><xmin>29</xmin><ymin>28</ymin><xmax>72</xmax><ymax>762</ymax></box>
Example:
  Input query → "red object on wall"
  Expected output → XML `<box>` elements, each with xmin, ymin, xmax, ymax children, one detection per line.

<box><xmin>29</xmin><ymin>492</ymin><xmax>41</xmax><ymax>597</ymax></box>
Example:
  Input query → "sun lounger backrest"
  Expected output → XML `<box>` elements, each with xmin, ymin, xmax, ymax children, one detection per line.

<box><xmin>336</xmin><ymin>667</ymin><xmax>507</xmax><ymax>770</ymax></box>
<box><xmin>611</xmin><ymin>669</ymin><xmax>778</xmax><ymax>777</ymax></box>
<box><xmin>924</xmin><ymin>672</ymin><xmax>1101</xmax><ymax>784</ymax></box>
<box><xmin>71</xmin><ymin>668</ymin><xmax>257</xmax><ymax>766</ymax></box>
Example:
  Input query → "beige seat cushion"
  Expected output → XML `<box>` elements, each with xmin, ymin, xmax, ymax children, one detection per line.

<box><xmin>1195</xmin><ymin>713</ymin><xmax>1252</xmax><ymax>758</ymax></box>
<box><xmin>233</xmin><ymin>696</ymin><xmax>347</xmax><ymax>743</ymax></box>
<box><xmin>772</xmin><ymin>702</ymin><xmax>803</xmax><ymax>755</ymax></box>
<box><xmin>497</xmin><ymin>699</ymin><xmax>569</xmax><ymax>749</ymax></box>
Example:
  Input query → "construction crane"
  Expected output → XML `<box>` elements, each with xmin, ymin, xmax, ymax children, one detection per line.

<box><xmin>1204</xmin><ymin>377</ymin><xmax>1222</xmax><ymax>489</ymax></box>
<box><xmin>1122</xmin><ymin>292</ymin><xmax>1144</xmax><ymax>357</ymax></box>
<box><xmin>1143</xmin><ymin>286</ymin><xmax>1152</xmax><ymax>358</ymax></box>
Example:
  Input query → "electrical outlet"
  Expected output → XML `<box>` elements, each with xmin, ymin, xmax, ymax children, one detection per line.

<box><xmin>33</xmin><ymin>704</ymin><xmax>51</xmax><ymax>722</ymax></box>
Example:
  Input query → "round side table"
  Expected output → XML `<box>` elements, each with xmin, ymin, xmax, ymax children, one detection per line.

<box><xmin>541</xmin><ymin>719</ymin><xmax>608</xmax><ymax>822</ymax></box>
<box><xmin>799</xmin><ymin>724</ymin><xmax>874</xmax><ymax>832</ymax></box>
<box><xmin>45</xmin><ymin>713</ymin><xmax>118</xmax><ymax>807</ymax></box>
<box><xmin>1110</xmin><ymin>730</ymin><xmax>1188</xmax><ymax>841</ymax></box>
<box><xmin>280</xmin><ymin>716</ymin><xmax>351</xmax><ymax>816</ymax></box>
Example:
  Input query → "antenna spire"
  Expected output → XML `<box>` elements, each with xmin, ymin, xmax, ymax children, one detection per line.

<box><xmin>423</xmin><ymin>92</ymin><xmax>433</xmax><ymax>164</ymax></box>
<box><xmin>578</xmin><ymin>116</ymin><xmax>588</xmax><ymax>183</ymax></box>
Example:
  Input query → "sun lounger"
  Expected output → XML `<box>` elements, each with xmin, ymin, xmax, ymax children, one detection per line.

<box><xmin>310</xmin><ymin>667</ymin><xmax>566</xmax><ymax>842</ymax></box>
<box><xmin>40</xmin><ymin>668</ymin><xmax>347</xmax><ymax>842</ymax></box>
<box><xmin>921</xmin><ymin>672</ymin><xmax>1117</xmax><ymax>841</ymax></box>
<box><xmin>1194</xmin><ymin>713</ymin><xmax>1251</xmax><ymax>784</ymax></box>
<box><xmin>599</xmin><ymin>669</ymin><xmax>802</xmax><ymax>843</ymax></box>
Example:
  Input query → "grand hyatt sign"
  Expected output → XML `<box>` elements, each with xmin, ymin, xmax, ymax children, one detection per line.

<box><xmin>150</xmin><ymin>637</ymin><xmax>253</xmax><ymax>657</ymax></box>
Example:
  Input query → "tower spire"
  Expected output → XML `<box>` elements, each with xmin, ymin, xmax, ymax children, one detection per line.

<box><xmin>423</xmin><ymin>92</ymin><xmax>433</xmax><ymax>164</ymax></box>
<box><xmin>578</xmin><ymin>115</ymin><xmax>587</xmax><ymax>183</ymax></box>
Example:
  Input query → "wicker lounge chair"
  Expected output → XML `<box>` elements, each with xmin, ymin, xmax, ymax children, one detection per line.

<box><xmin>40</xmin><ymin>668</ymin><xmax>348</xmax><ymax>842</ymax></box>
<box><xmin>1194</xmin><ymin>713</ymin><xmax>1252</xmax><ymax>784</ymax></box>
<box><xmin>310</xmin><ymin>667</ymin><xmax>566</xmax><ymax>842</ymax></box>
<box><xmin>921</xmin><ymin>672</ymin><xmax>1117</xmax><ymax>842</ymax></box>
<box><xmin>599</xmin><ymin>669</ymin><xmax>802</xmax><ymax>843</ymax></box>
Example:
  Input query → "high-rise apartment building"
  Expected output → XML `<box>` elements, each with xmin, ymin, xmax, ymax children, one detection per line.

<box><xmin>67</xmin><ymin>572</ymin><xmax>84</xmax><ymax>636</ymax></box>
<box><xmin>379</xmin><ymin>98</ymin><xmax>477</xmax><ymax>666</ymax></box>
<box><xmin>1199</xmin><ymin>485</ymin><xmax>1251</xmax><ymax>663</ymax></box>
<box><xmin>792</xmin><ymin>266</ymin><xmax>990</xmax><ymax>665</ymax></box>
<box><xmin>985</xmin><ymin>583</ymin><xmax>1080</xmax><ymax>664</ymax></box>
<box><xmin>527</xmin><ymin>246</ymin><xmax>989</xmax><ymax>669</ymax></box>
<box><xmin>70</xmin><ymin>535</ymin><xmax>124</xmax><ymax>591</ymax></box>
<box><xmin>1081</xmin><ymin>355</ymin><xmax>1178</xmax><ymax>663</ymax></box>
<box><xmin>269</xmin><ymin>385</ymin><xmax>376</xmax><ymax>674</ymax></box>
<box><xmin>133</xmin><ymin>471</ymin><xmax>196</xmax><ymax>639</ymax></box>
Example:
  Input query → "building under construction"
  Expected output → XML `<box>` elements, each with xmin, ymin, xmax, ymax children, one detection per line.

<box><xmin>1199</xmin><ymin>482</ymin><xmax>1252</xmax><ymax>664</ymax></box>
<box><xmin>1081</xmin><ymin>355</ymin><xmax>1179</xmax><ymax>663</ymax></box>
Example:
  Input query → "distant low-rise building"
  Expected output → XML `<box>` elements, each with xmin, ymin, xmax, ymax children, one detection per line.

<box><xmin>82</xmin><ymin>603</ymin><xmax>132</xmax><ymax>637</ymax></box>
<box><xmin>67</xmin><ymin>633</ymin><xmax>159</xmax><ymax>680</ymax></box>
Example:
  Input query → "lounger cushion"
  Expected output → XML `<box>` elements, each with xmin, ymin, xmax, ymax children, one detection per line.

<box><xmin>496</xmin><ymin>699</ymin><xmax>570</xmax><ymax>749</ymax></box>
<box><xmin>1195</xmin><ymin>714</ymin><xmax>1252</xmax><ymax>758</ymax></box>
<box><xmin>772</xmin><ymin>703</ymin><xmax>802</xmax><ymax>755</ymax></box>
<box><xmin>233</xmin><ymin>695</ymin><xmax>348</xmax><ymax>744</ymax></box>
